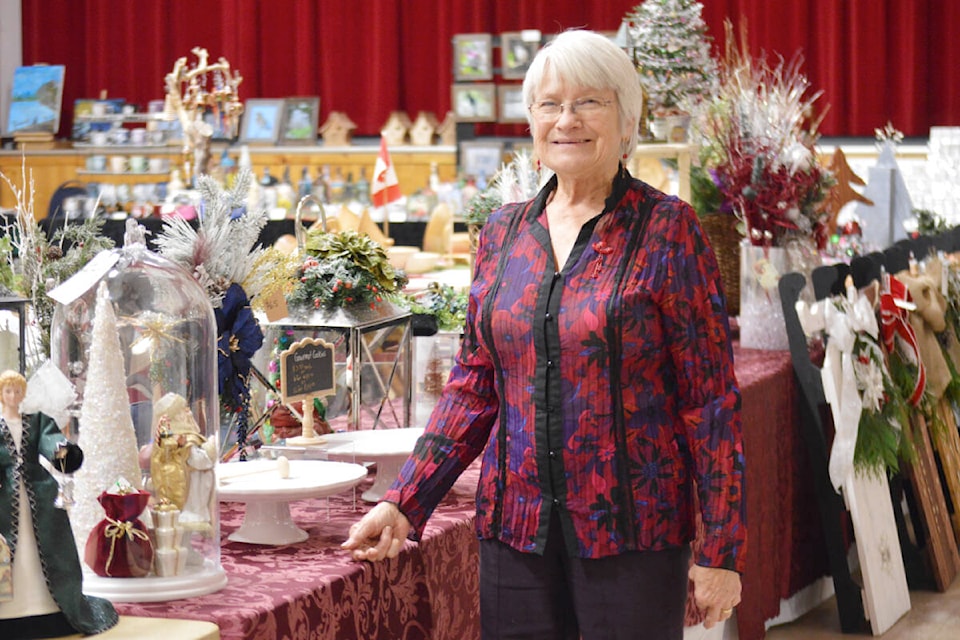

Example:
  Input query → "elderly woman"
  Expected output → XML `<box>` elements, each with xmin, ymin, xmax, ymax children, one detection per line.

<box><xmin>0</xmin><ymin>370</ymin><xmax>117</xmax><ymax>638</ymax></box>
<box><xmin>343</xmin><ymin>30</ymin><xmax>745</xmax><ymax>639</ymax></box>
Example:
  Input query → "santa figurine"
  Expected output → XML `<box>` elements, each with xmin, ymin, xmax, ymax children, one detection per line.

<box><xmin>0</xmin><ymin>370</ymin><xmax>117</xmax><ymax>638</ymax></box>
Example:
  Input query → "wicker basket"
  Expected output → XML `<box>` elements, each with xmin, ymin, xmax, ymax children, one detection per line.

<box><xmin>699</xmin><ymin>214</ymin><xmax>742</xmax><ymax>316</ymax></box>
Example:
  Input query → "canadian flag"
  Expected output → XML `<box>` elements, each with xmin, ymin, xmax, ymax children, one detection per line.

<box><xmin>371</xmin><ymin>136</ymin><xmax>402</xmax><ymax>207</ymax></box>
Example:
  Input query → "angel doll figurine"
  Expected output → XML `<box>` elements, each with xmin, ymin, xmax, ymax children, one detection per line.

<box><xmin>149</xmin><ymin>392</ymin><xmax>216</xmax><ymax>532</ymax></box>
<box><xmin>0</xmin><ymin>370</ymin><xmax>117</xmax><ymax>638</ymax></box>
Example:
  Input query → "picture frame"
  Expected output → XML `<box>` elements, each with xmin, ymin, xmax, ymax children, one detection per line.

<box><xmin>453</xmin><ymin>33</ymin><xmax>493</xmax><ymax>81</ymax></box>
<box><xmin>6</xmin><ymin>64</ymin><xmax>66</xmax><ymax>135</ymax></box>
<box><xmin>239</xmin><ymin>98</ymin><xmax>285</xmax><ymax>144</ymax></box>
<box><xmin>451</xmin><ymin>83</ymin><xmax>496</xmax><ymax>123</ymax></box>
<box><xmin>497</xmin><ymin>85</ymin><xmax>527</xmax><ymax>124</ymax></box>
<box><xmin>500</xmin><ymin>32</ymin><xmax>540</xmax><ymax>80</ymax></box>
<box><xmin>279</xmin><ymin>96</ymin><xmax>320</xmax><ymax>145</ymax></box>
<box><xmin>459</xmin><ymin>140</ymin><xmax>505</xmax><ymax>181</ymax></box>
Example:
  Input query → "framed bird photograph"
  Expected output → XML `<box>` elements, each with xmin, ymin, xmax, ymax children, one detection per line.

<box><xmin>451</xmin><ymin>83</ymin><xmax>496</xmax><ymax>123</ymax></box>
<box><xmin>453</xmin><ymin>33</ymin><xmax>494</xmax><ymax>81</ymax></box>
<box><xmin>239</xmin><ymin>98</ymin><xmax>284</xmax><ymax>144</ymax></box>
<box><xmin>500</xmin><ymin>31</ymin><xmax>540</xmax><ymax>80</ymax></box>
<box><xmin>279</xmin><ymin>96</ymin><xmax>320</xmax><ymax>145</ymax></box>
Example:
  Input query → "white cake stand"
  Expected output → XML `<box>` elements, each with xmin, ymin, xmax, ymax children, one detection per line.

<box><xmin>314</xmin><ymin>428</ymin><xmax>424</xmax><ymax>502</ymax></box>
<box><xmin>217</xmin><ymin>459</ymin><xmax>367</xmax><ymax>545</ymax></box>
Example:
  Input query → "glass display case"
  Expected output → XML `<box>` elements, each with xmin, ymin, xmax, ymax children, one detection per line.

<box><xmin>259</xmin><ymin>301</ymin><xmax>412</xmax><ymax>433</ymax></box>
<box><xmin>49</xmin><ymin>242</ymin><xmax>225</xmax><ymax>601</ymax></box>
<box><xmin>411</xmin><ymin>330</ymin><xmax>461</xmax><ymax>427</ymax></box>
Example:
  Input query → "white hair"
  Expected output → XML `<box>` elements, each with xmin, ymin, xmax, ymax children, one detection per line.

<box><xmin>522</xmin><ymin>30</ymin><xmax>643</xmax><ymax>160</ymax></box>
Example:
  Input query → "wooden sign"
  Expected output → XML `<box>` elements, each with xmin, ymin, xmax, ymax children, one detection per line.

<box><xmin>279</xmin><ymin>337</ymin><xmax>335</xmax><ymax>404</ymax></box>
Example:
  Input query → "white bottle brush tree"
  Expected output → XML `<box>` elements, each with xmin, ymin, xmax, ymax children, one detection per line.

<box><xmin>624</xmin><ymin>0</ymin><xmax>718</xmax><ymax>117</ymax></box>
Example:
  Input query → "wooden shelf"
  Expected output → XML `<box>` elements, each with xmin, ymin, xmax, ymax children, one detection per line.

<box><xmin>0</xmin><ymin>144</ymin><xmax>458</xmax><ymax>221</ymax></box>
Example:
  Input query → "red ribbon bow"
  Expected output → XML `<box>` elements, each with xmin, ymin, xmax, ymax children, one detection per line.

<box><xmin>880</xmin><ymin>273</ymin><xmax>926</xmax><ymax>406</ymax></box>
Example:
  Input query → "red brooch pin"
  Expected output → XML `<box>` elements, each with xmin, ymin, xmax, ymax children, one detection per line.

<box><xmin>591</xmin><ymin>241</ymin><xmax>613</xmax><ymax>279</ymax></box>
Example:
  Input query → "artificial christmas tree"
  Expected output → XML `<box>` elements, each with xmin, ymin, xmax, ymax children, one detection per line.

<box><xmin>70</xmin><ymin>282</ymin><xmax>144</xmax><ymax>555</ymax></box>
<box><xmin>624</xmin><ymin>0</ymin><xmax>717</xmax><ymax>139</ymax></box>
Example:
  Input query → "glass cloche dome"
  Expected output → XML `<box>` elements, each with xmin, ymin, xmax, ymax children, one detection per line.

<box><xmin>50</xmin><ymin>236</ymin><xmax>226</xmax><ymax>602</ymax></box>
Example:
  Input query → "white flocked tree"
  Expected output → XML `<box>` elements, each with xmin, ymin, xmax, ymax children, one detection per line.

<box><xmin>70</xmin><ymin>281</ymin><xmax>144</xmax><ymax>554</ymax></box>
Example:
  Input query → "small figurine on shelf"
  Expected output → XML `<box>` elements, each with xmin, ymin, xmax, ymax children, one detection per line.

<box><xmin>149</xmin><ymin>393</ymin><xmax>216</xmax><ymax>533</ymax></box>
<box><xmin>298</xmin><ymin>167</ymin><xmax>313</xmax><ymax>201</ymax></box>
<box><xmin>0</xmin><ymin>370</ymin><xmax>118</xmax><ymax>637</ymax></box>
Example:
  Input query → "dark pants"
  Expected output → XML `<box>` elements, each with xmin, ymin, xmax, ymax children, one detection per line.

<box><xmin>479</xmin><ymin>512</ymin><xmax>690</xmax><ymax>640</ymax></box>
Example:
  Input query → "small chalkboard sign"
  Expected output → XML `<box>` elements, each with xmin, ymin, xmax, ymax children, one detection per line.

<box><xmin>279</xmin><ymin>337</ymin><xmax>335</xmax><ymax>404</ymax></box>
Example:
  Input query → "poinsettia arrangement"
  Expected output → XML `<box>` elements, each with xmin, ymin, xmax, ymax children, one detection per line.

<box><xmin>690</xmin><ymin>21</ymin><xmax>834</xmax><ymax>248</ymax></box>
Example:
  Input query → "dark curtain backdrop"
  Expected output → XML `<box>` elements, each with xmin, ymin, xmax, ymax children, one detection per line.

<box><xmin>20</xmin><ymin>0</ymin><xmax>960</xmax><ymax>140</ymax></box>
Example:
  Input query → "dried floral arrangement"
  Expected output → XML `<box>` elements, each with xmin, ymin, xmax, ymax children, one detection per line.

<box><xmin>690</xmin><ymin>21</ymin><xmax>835</xmax><ymax>248</ymax></box>
<box><xmin>0</xmin><ymin>162</ymin><xmax>114</xmax><ymax>369</ymax></box>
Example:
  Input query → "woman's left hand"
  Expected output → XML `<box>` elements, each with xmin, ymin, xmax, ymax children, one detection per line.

<box><xmin>688</xmin><ymin>564</ymin><xmax>742</xmax><ymax>629</ymax></box>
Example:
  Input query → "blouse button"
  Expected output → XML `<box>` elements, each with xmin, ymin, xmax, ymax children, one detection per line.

<box><xmin>546</xmin><ymin>360</ymin><xmax>554</xmax><ymax>368</ymax></box>
<box><xmin>544</xmin><ymin>312</ymin><xmax>553</xmax><ymax>321</ymax></box>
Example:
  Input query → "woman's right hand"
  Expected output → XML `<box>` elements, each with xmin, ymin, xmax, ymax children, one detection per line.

<box><xmin>341</xmin><ymin>501</ymin><xmax>412</xmax><ymax>562</ymax></box>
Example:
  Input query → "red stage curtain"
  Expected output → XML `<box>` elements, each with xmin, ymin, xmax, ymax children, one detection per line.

<box><xmin>20</xmin><ymin>0</ymin><xmax>960</xmax><ymax>140</ymax></box>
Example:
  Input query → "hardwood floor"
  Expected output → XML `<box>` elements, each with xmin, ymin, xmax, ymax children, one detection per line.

<box><xmin>765</xmin><ymin>577</ymin><xmax>960</xmax><ymax>639</ymax></box>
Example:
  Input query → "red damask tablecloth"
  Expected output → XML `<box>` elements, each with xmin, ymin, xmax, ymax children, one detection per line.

<box><xmin>730</xmin><ymin>346</ymin><xmax>830</xmax><ymax>640</ymax></box>
<box><xmin>114</xmin><ymin>345</ymin><xmax>829</xmax><ymax>640</ymax></box>
<box><xmin>115</xmin><ymin>468</ymin><xmax>481</xmax><ymax>640</ymax></box>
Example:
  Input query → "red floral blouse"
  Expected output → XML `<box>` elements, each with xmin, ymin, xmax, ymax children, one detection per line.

<box><xmin>384</xmin><ymin>169</ymin><xmax>746</xmax><ymax>572</ymax></box>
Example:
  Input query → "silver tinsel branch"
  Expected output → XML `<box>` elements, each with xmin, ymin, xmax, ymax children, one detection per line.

<box><xmin>154</xmin><ymin>169</ymin><xmax>268</xmax><ymax>308</ymax></box>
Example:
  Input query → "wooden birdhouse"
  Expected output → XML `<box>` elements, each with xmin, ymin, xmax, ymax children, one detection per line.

<box><xmin>437</xmin><ymin>111</ymin><xmax>457</xmax><ymax>147</ymax></box>
<box><xmin>320</xmin><ymin>111</ymin><xmax>357</xmax><ymax>146</ymax></box>
<box><xmin>410</xmin><ymin>111</ymin><xmax>440</xmax><ymax>146</ymax></box>
<box><xmin>380</xmin><ymin>111</ymin><xmax>412</xmax><ymax>146</ymax></box>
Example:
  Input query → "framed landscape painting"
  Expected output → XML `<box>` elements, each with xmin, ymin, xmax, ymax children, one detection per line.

<box><xmin>459</xmin><ymin>140</ymin><xmax>505</xmax><ymax>181</ymax></box>
<box><xmin>6</xmin><ymin>65</ymin><xmax>65</xmax><ymax>135</ymax></box>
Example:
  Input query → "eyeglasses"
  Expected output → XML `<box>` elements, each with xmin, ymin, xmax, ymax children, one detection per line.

<box><xmin>528</xmin><ymin>97</ymin><xmax>614</xmax><ymax>121</ymax></box>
